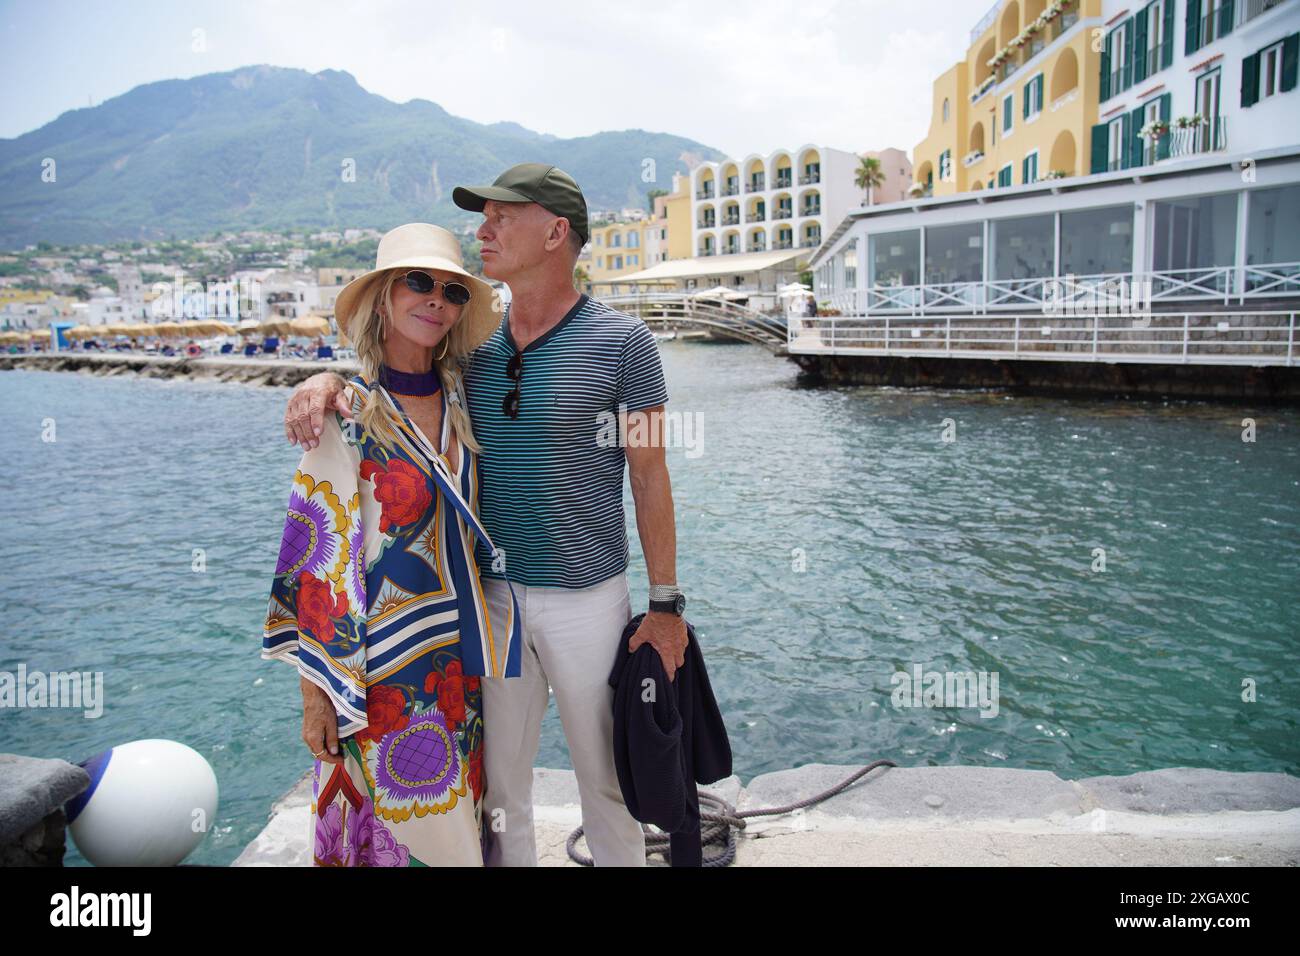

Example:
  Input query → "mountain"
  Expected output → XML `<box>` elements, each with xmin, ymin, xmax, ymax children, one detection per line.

<box><xmin>0</xmin><ymin>65</ymin><xmax>722</xmax><ymax>248</ymax></box>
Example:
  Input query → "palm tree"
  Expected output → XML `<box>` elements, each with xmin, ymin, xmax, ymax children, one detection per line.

<box><xmin>855</xmin><ymin>156</ymin><xmax>885</xmax><ymax>206</ymax></box>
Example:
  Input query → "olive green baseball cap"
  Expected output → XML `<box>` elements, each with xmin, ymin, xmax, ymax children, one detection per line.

<box><xmin>453</xmin><ymin>162</ymin><xmax>590</xmax><ymax>244</ymax></box>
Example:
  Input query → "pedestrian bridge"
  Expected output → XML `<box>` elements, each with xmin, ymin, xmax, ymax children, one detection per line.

<box><xmin>599</xmin><ymin>293</ymin><xmax>789</xmax><ymax>354</ymax></box>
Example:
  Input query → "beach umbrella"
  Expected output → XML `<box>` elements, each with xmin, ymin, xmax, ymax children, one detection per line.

<box><xmin>691</xmin><ymin>285</ymin><xmax>733</xmax><ymax>298</ymax></box>
<box><xmin>288</xmin><ymin>315</ymin><xmax>330</xmax><ymax>338</ymax></box>
<box><xmin>153</xmin><ymin>321</ymin><xmax>183</xmax><ymax>338</ymax></box>
<box><xmin>236</xmin><ymin>319</ymin><xmax>261</xmax><ymax>336</ymax></box>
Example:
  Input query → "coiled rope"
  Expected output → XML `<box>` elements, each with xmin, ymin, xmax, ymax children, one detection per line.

<box><xmin>565</xmin><ymin>758</ymin><xmax>896</xmax><ymax>867</ymax></box>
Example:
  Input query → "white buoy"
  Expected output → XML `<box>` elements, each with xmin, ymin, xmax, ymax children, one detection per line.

<box><xmin>67</xmin><ymin>739</ymin><xmax>219</xmax><ymax>867</ymax></box>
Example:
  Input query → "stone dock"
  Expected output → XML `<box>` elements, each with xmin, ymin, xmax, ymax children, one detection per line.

<box><xmin>0</xmin><ymin>351</ymin><xmax>354</xmax><ymax>387</ymax></box>
<box><xmin>234</xmin><ymin>765</ymin><xmax>1300</xmax><ymax>867</ymax></box>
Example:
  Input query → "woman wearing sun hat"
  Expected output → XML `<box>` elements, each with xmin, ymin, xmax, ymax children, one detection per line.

<box><xmin>261</xmin><ymin>222</ymin><xmax>522</xmax><ymax>866</ymax></box>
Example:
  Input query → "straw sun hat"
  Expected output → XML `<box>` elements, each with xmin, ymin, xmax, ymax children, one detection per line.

<box><xmin>333</xmin><ymin>222</ymin><xmax>501</xmax><ymax>349</ymax></box>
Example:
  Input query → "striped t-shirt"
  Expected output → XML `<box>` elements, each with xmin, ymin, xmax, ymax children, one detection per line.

<box><xmin>463</xmin><ymin>293</ymin><xmax>669</xmax><ymax>589</ymax></box>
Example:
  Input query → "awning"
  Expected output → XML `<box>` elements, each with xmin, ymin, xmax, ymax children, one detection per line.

<box><xmin>613</xmin><ymin>248</ymin><xmax>806</xmax><ymax>285</ymax></box>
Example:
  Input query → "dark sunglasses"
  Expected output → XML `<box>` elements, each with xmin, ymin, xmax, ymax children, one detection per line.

<box><xmin>503</xmin><ymin>352</ymin><xmax>523</xmax><ymax>419</ymax></box>
<box><xmin>400</xmin><ymin>270</ymin><xmax>471</xmax><ymax>305</ymax></box>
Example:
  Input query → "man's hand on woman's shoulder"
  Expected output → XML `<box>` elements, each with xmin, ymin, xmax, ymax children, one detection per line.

<box><xmin>285</xmin><ymin>371</ymin><xmax>351</xmax><ymax>450</ymax></box>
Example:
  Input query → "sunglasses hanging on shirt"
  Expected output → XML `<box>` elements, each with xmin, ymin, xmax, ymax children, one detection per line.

<box><xmin>503</xmin><ymin>352</ymin><xmax>523</xmax><ymax>419</ymax></box>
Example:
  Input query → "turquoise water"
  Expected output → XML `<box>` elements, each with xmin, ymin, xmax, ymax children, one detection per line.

<box><xmin>1</xmin><ymin>345</ymin><xmax>1297</xmax><ymax>866</ymax></box>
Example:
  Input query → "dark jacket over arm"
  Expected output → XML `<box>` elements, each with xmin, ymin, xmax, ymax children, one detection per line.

<box><xmin>608</xmin><ymin>613</ymin><xmax>732</xmax><ymax>867</ymax></box>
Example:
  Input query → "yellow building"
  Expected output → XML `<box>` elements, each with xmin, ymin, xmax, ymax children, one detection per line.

<box><xmin>913</xmin><ymin>0</ymin><xmax>1101</xmax><ymax>197</ymax></box>
<box><xmin>585</xmin><ymin>219</ymin><xmax>656</xmax><ymax>289</ymax></box>
<box><xmin>661</xmin><ymin>173</ymin><xmax>692</xmax><ymax>261</ymax></box>
<box><xmin>575</xmin><ymin>173</ymin><xmax>690</xmax><ymax>293</ymax></box>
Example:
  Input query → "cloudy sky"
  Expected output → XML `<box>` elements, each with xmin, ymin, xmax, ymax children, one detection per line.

<box><xmin>0</xmin><ymin>0</ymin><xmax>985</xmax><ymax>157</ymax></box>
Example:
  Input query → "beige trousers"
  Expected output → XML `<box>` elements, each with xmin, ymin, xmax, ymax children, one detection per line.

<box><xmin>480</xmin><ymin>573</ymin><xmax>646</xmax><ymax>866</ymax></box>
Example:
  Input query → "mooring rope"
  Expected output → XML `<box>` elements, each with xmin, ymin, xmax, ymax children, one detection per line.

<box><xmin>565</xmin><ymin>758</ymin><xmax>897</xmax><ymax>867</ymax></box>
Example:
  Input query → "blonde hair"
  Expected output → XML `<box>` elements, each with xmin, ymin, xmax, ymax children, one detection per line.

<box><xmin>342</xmin><ymin>270</ymin><xmax>481</xmax><ymax>455</ymax></box>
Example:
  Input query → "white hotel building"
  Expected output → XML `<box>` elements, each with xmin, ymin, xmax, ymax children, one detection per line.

<box><xmin>689</xmin><ymin>145</ymin><xmax>865</xmax><ymax>259</ymax></box>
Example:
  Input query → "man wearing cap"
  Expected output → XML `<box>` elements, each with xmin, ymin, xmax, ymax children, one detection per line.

<box><xmin>283</xmin><ymin>163</ymin><xmax>688</xmax><ymax>867</ymax></box>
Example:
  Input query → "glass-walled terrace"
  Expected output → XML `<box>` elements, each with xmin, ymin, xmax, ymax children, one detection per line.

<box><xmin>815</xmin><ymin>183</ymin><xmax>1300</xmax><ymax>314</ymax></box>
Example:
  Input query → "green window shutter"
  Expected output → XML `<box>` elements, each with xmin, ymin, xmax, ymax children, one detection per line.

<box><xmin>1037</xmin><ymin>74</ymin><xmax>1045</xmax><ymax>109</ymax></box>
<box><xmin>1128</xmin><ymin>107</ymin><xmax>1145</xmax><ymax>168</ymax></box>
<box><xmin>1162</xmin><ymin>0</ymin><xmax>1175</xmax><ymax>68</ymax></box>
<box><xmin>1100</xmin><ymin>36</ymin><xmax>1112</xmax><ymax>100</ymax></box>
<box><xmin>1022</xmin><ymin>156</ymin><xmax>1028</xmax><ymax>183</ymax></box>
<box><xmin>1219</xmin><ymin>0</ymin><xmax>1235</xmax><ymax>40</ymax></box>
<box><xmin>1133</xmin><ymin>10</ymin><xmax>1149</xmax><ymax>83</ymax></box>
<box><xmin>1186</xmin><ymin>0</ymin><xmax>1201</xmax><ymax>55</ymax></box>
<box><xmin>1282</xmin><ymin>33</ymin><xmax>1300</xmax><ymax>92</ymax></box>
<box><xmin>1242</xmin><ymin>51</ymin><xmax>1261</xmax><ymax>107</ymax></box>
<box><xmin>1122</xmin><ymin>20</ymin><xmax>1135</xmax><ymax>91</ymax></box>
<box><xmin>1023</xmin><ymin>82</ymin><xmax>1030</xmax><ymax>118</ymax></box>
<box><xmin>1157</xmin><ymin>93</ymin><xmax>1172</xmax><ymax>159</ymax></box>
<box><xmin>1090</xmin><ymin>123</ymin><xmax>1108</xmax><ymax>173</ymax></box>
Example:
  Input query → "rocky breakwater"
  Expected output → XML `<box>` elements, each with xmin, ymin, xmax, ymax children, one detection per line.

<box><xmin>0</xmin><ymin>352</ymin><xmax>358</xmax><ymax>388</ymax></box>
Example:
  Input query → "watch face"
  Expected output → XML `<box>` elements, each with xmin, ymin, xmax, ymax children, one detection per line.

<box><xmin>674</xmin><ymin>594</ymin><xmax>686</xmax><ymax>615</ymax></box>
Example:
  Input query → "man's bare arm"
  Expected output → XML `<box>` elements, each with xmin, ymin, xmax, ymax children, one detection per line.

<box><xmin>285</xmin><ymin>371</ymin><xmax>351</xmax><ymax>449</ymax></box>
<box><xmin>623</xmin><ymin>405</ymin><xmax>687</xmax><ymax>679</ymax></box>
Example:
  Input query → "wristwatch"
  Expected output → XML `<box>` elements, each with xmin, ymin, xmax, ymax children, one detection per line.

<box><xmin>648</xmin><ymin>585</ymin><xmax>686</xmax><ymax>617</ymax></box>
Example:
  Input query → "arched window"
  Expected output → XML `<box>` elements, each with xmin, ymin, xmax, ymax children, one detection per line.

<box><xmin>942</xmin><ymin>98</ymin><xmax>950</xmax><ymax>123</ymax></box>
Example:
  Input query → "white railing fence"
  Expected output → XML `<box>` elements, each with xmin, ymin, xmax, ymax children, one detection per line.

<box><xmin>823</xmin><ymin>263</ymin><xmax>1300</xmax><ymax>316</ymax></box>
<box><xmin>787</xmin><ymin>311</ymin><xmax>1298</xmax><ymax>365</ymax></box>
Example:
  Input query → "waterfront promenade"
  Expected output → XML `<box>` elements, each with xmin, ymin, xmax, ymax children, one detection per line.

<box><xmin>234</xmin><ymin>764</ymin><xmax>1300</xmax><ymax>867</ymax></box>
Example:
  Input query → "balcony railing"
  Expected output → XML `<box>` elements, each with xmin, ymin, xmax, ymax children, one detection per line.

<box><xmin>746</xmin><ymin>212</ymin><xmax>765</xmax><ymax>223</ymax></box>
<box><xmin>699</xmin><ymin>247</ymin><xmax>715</xmax><ymax>257</ymax></box>
<box><xmin>799</xmin><ymin>172</ymin><xmax>821</xmax><ymax>185</ymax></box>
<box><xmin>971</xmin><ymin>74</ymin><xmax>998</xmax><ymax>104</ymax></box>
<box><xmin>1050</xmin><ymin>8</ymin><xmax>1079</xmax><ymax>40</ymax></box>
<box><xmin>773</xmin><ymin>209</ymin><xmax>793</xmax><ymax>219</ymax></box>
<box><xmin>802</xmin><ymin>236</ymin><xmax>822</xmax><ymax>248</ymax></box>
<box><xmin>1140</xmin><ymin>37</ymin><xmax>1173</xmax><ymax>76</ymax></box>
<box><xmin>722</xmin><ymin>183</ymin><xmax>739</xmax><ymax>196</ymax></box>
<box><xmin>1170</xmin><ymin>116</ymin><xmax>1228</xmax><ymax>158</ymax></box>
<box><xmin>698</xmin><ymin>220</ymin><xmax>715</xmax><ymax>229</ymax></box>
<box><xmin>1197</xmin><ymin>5</ymin><xmax>1236</xmax><ymax>48</ymax></box>
<box><xmin>773</xmin><ymin>239</ymin><xmax>794</xmax><ymax>250</ymax></box>
<box><xmin>696</xmin><ymin>187</ymin><xmax>714</xmax><ymax>199</ymax></box>
<box><xmin>775</xmin><ymin>174</ymin><xmax>793</xmax><ymax>188</ymax></box>
<box><xmin>721</xmin><ymin>213</ymin><xmax>740</xmax><ymax>226</ymax></box>
<box><xmin>802</xmin><ymin>204</ymin><xmax>822</xmax><ymax>216</ymax></box>
<box><xmin>747</xmin><ymin>178</ymin><xmax>766</xmax><ymax>192</ymax></box>
<box><xmin>1238</xmin><ymin>0</ymin><xmax>1290</xmax><ymax>27</ymax></box>
<box><xmin>970</xmin><ymin>0</ymin><xmax>999</xmax><ymax>45</ymax></box>
<box><xmin>748</xmin><ymin>242</ymin><xmax>767</xmax><ymax>253</ymax></box>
